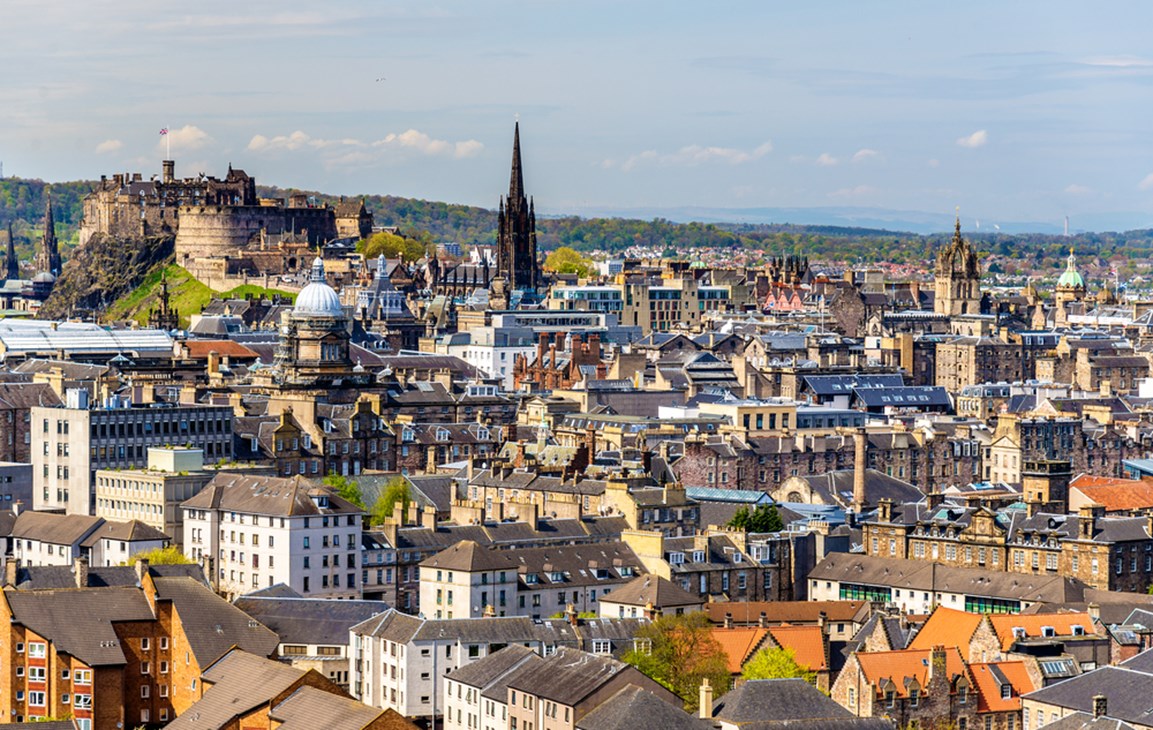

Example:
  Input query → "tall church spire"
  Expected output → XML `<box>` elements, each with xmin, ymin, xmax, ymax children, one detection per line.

<box><xmin>509</xmin><ymin>121</ymin><xmax>525</xmax><ymax>201</ymax></box>
<box><xmin>4</xmin><ymin>221</ymin><xmax>17</xmax><ymax>281</ymax></box>
<box><xmin>38</xmin><ymin>195</ymin><xmax>60</xmax><ymax>276</ymax></box>
<box><xmin>496</xmin><ymin>122</ymin><xmax>540</xmax><ymax>293</ymax></box>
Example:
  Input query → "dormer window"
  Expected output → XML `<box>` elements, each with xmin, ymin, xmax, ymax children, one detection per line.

<box><xmin>733</xmin><ymin>552</ymin><xmax>743</xmax><ymax>563</ymax></box>
<box><xmin>436</xmin><ymin>428</ymin><xmax>450</xmax><ymax>442</ymax></box>
<box><xmin>524</xmin><ymin>573</ymin><xmax>539</xmax><ymax>584</ymax></box>
<box><xmin>669</xmin><ymin>552</ymin><xmax>685</xmax><ymax>565</ymax></box>
<box><xmin>323</xmin><ymin>420</ymin><xmax>334</xmax><ymax>433</ymax></box>
<box><xmin>1041</xmin><ymin>626</ymin><xmax>1056</xmax><ymax>638</ymax></box>
<box><xmin>550</xmin><ymin>571</ymin><xmax>564</xmax><ymax>582</ymax></box>
<box><xmin>1071</xmin><ymin>625</ymin><xmax>1085</xmax><ymax>636</ymax></box>
<box><xmin>477</xmin><ymin>427</ymin><xmax>491</xmax><ymax>441</ymax></box>
<box><xmin>692</xmin><ymin>550</ymin><xmax>705</xmax><ymax>563</ymax></box>
<box><xmin>1000</xmin><ymin>684</ymin><xmax>1012</xmax><ymax>700</ymax></box>
<box><xmin>402</xmin><ymin>427</ymin><xmax>415</xmax><ymax>443</ymax></box>
<box><xmin>1011</xmin><ymin>627</ymin><xmax>1026</xmax><ymax>639</ymax></box>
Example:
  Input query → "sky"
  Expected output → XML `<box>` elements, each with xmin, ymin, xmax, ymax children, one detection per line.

<box><xmin>3</xmin><ymin>1</ymin><xmax>1153</xmax><ymax>231</ymax></box>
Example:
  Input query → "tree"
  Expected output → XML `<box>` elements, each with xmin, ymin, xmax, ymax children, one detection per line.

<box><xmin>544</xmin><ymin>246</ymin><xmax>595</xmax><ymax>277</ymax></box>
<box><xmin>622</xmin><ymin>612</ymin><xmax>732</xmax><ymax>712</ymax></box>
<box><xmin>370</xmin><ymin>477</ymin><xmax>412</xmax><ymax>525</ymax></box>
<box><xmin>741</xmin><ymin>646</ymin><xmax>816</xmax><ymax>683</ymax></box>
<box><xmin>358</xmin><ymin>231</ymin><xmax>428</xmax><ymax>263</ymax></box>
<box><xmin>727</xmin><ymin>504</ymin><xmax>783</xmax><ymax>533</ymax></box>
<box><xmin>324</xmin><ymin>474</ymin><xmax>365</xmax><ymax>510</ymax></box>
<box><xmin>122</xmin><ymin>545</ymin><xmax>193</xmax><ymax>565</ymax></box>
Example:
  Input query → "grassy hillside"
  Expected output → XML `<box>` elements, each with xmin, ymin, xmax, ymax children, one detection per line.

<box><xmin>104</xmin><ymin>261</ymin><xmax>296</xmax><ymax>328</ymax></box>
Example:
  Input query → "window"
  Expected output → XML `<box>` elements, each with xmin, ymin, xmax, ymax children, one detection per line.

<box><xmin>75</xmin><ymin>693</ymin><xmax>92</xmax><ymax>709</ymax></box>
<box><xmin>160</xmin><ymin>637</ymin><xmax>169</xmax><ymax>650</ymax></box>
<box><xmin>75</xmin><ymin>670</ymin><xmax>92</xmax><ymax>685</ymax></box>
<box><xmin>910</xmin><ymin>688</ymin><xmax>920</xmax><ymax>707</ymax></box>
<box><xmin>28</xmin><ymin>667</ymin><xmax>45</xmax><ymax>681</ymax></box>
<box><xmin>142</xmin><ymin>661</ymin><xmax>151</xmax><ymax>674</ymax></box>
<box><xmin>592</xmin><ymin>640</ymin><xmax>611</xmax><ymax>655</ymax></box>
<box><xmin>141</xmin><ymin>685</ymin><xmax>150</xmax><ymax>698</ymax></box>
<box><xmin>28</xmin><ymin>691</ymin><xmax>45</xmax><ymax>707</ymax></box>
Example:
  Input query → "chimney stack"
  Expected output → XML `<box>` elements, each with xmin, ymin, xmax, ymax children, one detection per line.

<box><xmin>134</xmin><ymin>558</ymin><xmax>150</xmax><ymax>585</ymax></box>
<box><xmin>724</xmin><ymin>612</ymin><xmax>732</xmax><ymax>629</ymax></box>
<box><xmin>698</xmin><ymin>678</ymin><xmax>714</xmax><ymax>720</ymax></box>
<box><xmin>1093</xmin><ymin>694</ymin><xmax>1108</xmax><ymax>719</ymax></box>
<box><xmin>74</xmin><ymin>556</ymin><xmax>89</xmax><ymax>588</ymax></box>
<box><xmin>759</xmin><ymin>611</ymin><xmax>768</xmax><ymax>628</ymax></box>
<box><xmin>565</xmin><ymin>603</ymin><xmax>578</xmax><ymax>627</ymax></box>
<box><xmin>4</xmin><ymin>557</ymin><xmax>17</xmax><ymax>587</ymax></box>
<box><xmin>852</xmin><ymin>428</ymin><xmax>867</xmax><ymax>513</ymax></box>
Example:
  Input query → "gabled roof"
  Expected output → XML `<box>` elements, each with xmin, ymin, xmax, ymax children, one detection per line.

<box><xmin>182</xmin><ymin>473</ymin><xmax>362</xmax><ymax>517</ymax></box>
<box><xmin>506</xmin><ymin>648</ymin><xmax>633</xmax><ymax>706</ymax></box>
<box><xmin>166</xmin><ymin>649</ymin><xmax>306</xmax><ymax>730</ymax></box>
<box><xmin>577</xmin><ymin>685</ymin><xmax>704</xmax><ymax>730</ymax></box>
<box><xmin>600</xmin><ymin>575</ymin><xmax>702</xmax><ymax>609</ymax></box>
<box><xmin>420</xmin><ymin>540</ymin><xmax>519</xmax><ymax>572</ymax></box>
<box><xmin>232</xmin><ymin>596</ymin><xmax>389</xmax><ymax>646</ymax></box>
<box><xmin>711</xmin><ymin>627</ymin><xmax>771</xmax><ymax>674</ymax></box>
<box><xmin>79</xmin><ymin>519</ymin><xmax>169</xmax><ymax>546</ymax></box>
<box><xmin>5</xmin><ymin>587</ymin><xmax>155</xmax><ymax>666</ymax></box>
<box><xmin>969</xmin><ymin>661</ymin><xmax>1035</xmax><ymax>713</ymax></box>
<box><xmin>988</xmin><ymin>611</ymin><xmax>1096</xmax><ymax>651</ymax></box>
<box><xmin>713</xmin><ymin>678</ymin><xmax>853</xmax><ymax>723</ymax></box>
<box><xmin>445</xmin><ymin>644</ymin><xmax>540</xmax><ymax>690</ymax></box>
<box><xmin>153</xmin><ymin>576</ymin><xmax>280</xmax><ymax>666</ymax></box>
<box><xmin>768</xmin><ymin>625</ymin><xmax>827</xmax><ymax>671</ymax></box>
<box><xmin>270</xmin><ymin>685</ymin><xmax>410</xmax><ymax>730</ymax></box>
<box><xmin>907</xmin><ymin>606</ymin><xmax>983</xmax><ymax>661</ymax></box>
<box><xmin>11</xmin><ymin>511</ymin><xmax>101</xmax><ymax>545</ymax></box>
<box><xmin>855</xmin><ymin>647</ymin><xmax>968</xmax><ymax>698</ymax></box>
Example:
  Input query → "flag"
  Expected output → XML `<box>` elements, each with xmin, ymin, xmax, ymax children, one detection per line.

<box><xmin>159</xmin><ymin>128</ymin><xmax>168</xmax><ymax>136</ymax></box>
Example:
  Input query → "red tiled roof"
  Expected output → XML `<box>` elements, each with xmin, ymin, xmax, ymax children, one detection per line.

<box><xmin>768</xmin><ymin>625</ymin><xmax>827</xmax><ymax>671</ymax></box>
<box><xmin>710</xmin><ymin>627</ymin><xmax>770</xmax><ymax>674</ymax></box>
<box><xmin>969</xmin><ymin>661</ymin><xmax>1036</xmax><ymax>713</ymax></box>
<box><xmin>1071</xmin><ymin>478</ymin><xmax>1153</xmax><ymax>511</ymax></box>
<box><xmin>184</xmin><ymin>340</ymin><xmax>260</xmax><ymax>359</ymax></box>
<box><xmin>987</xmin><ymin>612</ymin><xmax>1096</xmax><ymax>651</ymax></box>
<box><xmin>856</xmin><ymin>647</ymin><xmax>969</xmax><ymax>699</ymax></box>
<box><xmin>907</xmin><ymin>606</ymin><xmax>983</xmax><ymax>661</ymax></box>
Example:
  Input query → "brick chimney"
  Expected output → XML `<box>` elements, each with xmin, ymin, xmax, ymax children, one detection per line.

<box><xmin>852</xmin><ymin>428</ymin><xmax>867</xmax><ymax>513</ymax></box>
<box><xmin>928</xmin><ymin>645</ymin><xmax>948</xmax><ymax>687</ymax></box>
<box><xmin>4</xmin><ymin>557</ymin><xmax>17</xmax><ymax>587</ymax></box>
<box><xmin>134</xmin><ymin>558</ymin><xmax>150</xmax><ymax>585</ymax></box>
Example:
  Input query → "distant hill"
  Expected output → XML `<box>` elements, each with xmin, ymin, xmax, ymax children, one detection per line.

<box><xmin>3</xmin><ymin>176</ymin><xmax>1153</xmax><ymax>277</ymax></box>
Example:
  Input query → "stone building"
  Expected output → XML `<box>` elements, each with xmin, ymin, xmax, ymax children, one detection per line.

<box><xmin>497</xmin><ymin>122</ymin><xmax>541</xmax><ymax>293</ymax></box>
<box><xmin>935</xmin><ymin>218</ymin><xmax>982</xmax><ymax>316</ymax></box>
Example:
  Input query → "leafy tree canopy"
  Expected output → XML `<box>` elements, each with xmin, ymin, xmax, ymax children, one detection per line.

<box><xmin>324</xmin><ymin>474</ymin><xmax>365</xmax><ymax>510</ymax></box>
<box><xmin>122</xmin><ymin>545</ymin><xmax>193</xmax><ymax>566</ymax></box>
<box><xmin>544</xmin><ymin>246</ymin><xmax>595</xmax><ymax>277</ymax></box>
<box><xmin>358</xmin><ymin>231</ymin><xmax>428</xmax><ymax>262</ymax></box>
<box><xmin>370</xmin><ymin>477</ymin><xmax>412</xmax><ymax>526</ymax></box>
<box><xmin>741</xmin><ymin>646</ymin><xmax>816</xmax><ymax>683</ymax></box>
<box><xmin>622</xmin><ymin>612</ymin><xmax>732</xmax><ymax>712</ymax></box>
<box><xmin>727</xmin><ymin>504</ymin><xmax>784</xmax><ymax>533</ymax></box>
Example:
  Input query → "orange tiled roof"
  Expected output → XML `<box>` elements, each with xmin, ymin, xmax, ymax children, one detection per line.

<box><xmin>969</xmin><ymin>661</ymin><xmax>1036</xmax><ymax>713</ymax></box>
<box><xmin>907</xmin><ymin>606</ymin><xmax>984</xmax><ymax>661</ymax></box>
<box><xmin>856</xmin><ymin>647</ymin><xmax>969</xmax><ymax>699</ymax></box>
<box><xmin>987</xmin><ymin>612</ymin><xmax>1096</xmax><ymax>651</ymax></box>
<box><xmin>1071</xmin><ymin>479</ymin><xmax>1153</xmax><ymax>511</ymax></box>
<box><xmin>184</xmin><ymin>340</ymin><xmax>260</xmax><ymax>359</ymax></box>
<box><xmin>768</xmin><ymin>625</ymin><xmax>827</xmax><ymax>671</ymax></box>
<box><xmin>710</xmin><ymin>627</ymin><xmax>770</xmax><ymax>674</ymax></box>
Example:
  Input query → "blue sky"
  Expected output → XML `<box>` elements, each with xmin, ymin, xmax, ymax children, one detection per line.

<box><xmin>3</xmin><ymin>1</ymin><xmax>1153</xmax><ymax>229</ymax></box>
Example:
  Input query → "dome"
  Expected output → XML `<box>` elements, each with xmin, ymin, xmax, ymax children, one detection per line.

<box><xmin>32</xmin><ymin>272</ymin><xmax>55</xmax><ymax>283</ymax></box>
<box><xmin>1057</xmin><ymin>249</ymin><xmax>1085</xmax><ymax>290</ymax></box>
<box><xmin>294</xmin><ymin>258</ymin><xmax>344</xmax><ymax>316</ymax></box>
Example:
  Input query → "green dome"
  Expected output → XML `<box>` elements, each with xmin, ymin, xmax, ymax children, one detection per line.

<box><xmin>1057</xmin><ymin>249</ymin><xmax>1084</xmax><ymax>289</ymax></box>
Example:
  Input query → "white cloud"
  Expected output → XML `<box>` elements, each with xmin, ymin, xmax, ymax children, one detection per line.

<box><xmin>1064</xmin><ymin>184</ymin><xmax>1092</xmax><ymax>195</ymax></box>
<box><xmin>248</xmin><ymin>128</ymin><xmax>483</xmax><ymax>160</ymax></box>
<box><xmin>95</xmin><ymin>139</ymin><xmax>122</xmax><ymax>154</ymax></box>
<box><xmin>956</xmin><ymin>129</ymin><xmax>988</xmax><ymax>148</ymax></box>
<box><xmin>1083</xmin><ymin>55</ymin><xmax>1153</xmax><ymax>68</ymax></box>
<box><xmin>852</xmin><ymin>148</ymin><xmax>879</xmax><ymax>163</ymax></box>
<box><xmin>927</xmin><ymin>158</ymin><xmax>940</xmax><ymax>168</ymax></box>
<box><xmin>1139</xmin><ymin>173</ymin><xmax>1153</xmax><ymax>191</ymax></box>
<box><xmin>158</xmin><ymin>125</ymin><xmax>212</xmax><ymax>154</ymax></box>
<box><xmin>816</xmin><ymin>153</ymin><xmax>838</xmax><ymax>167</ymax></box>
<box><xmin>616</xmin><ymin>140</ymin><xmax>772</xmax><ymax>172</ymax></box>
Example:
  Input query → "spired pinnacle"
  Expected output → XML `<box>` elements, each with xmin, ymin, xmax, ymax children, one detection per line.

<box><xmin>509</xmin><ymin>121</ymin><xmax>525</xmax><ymax>201</ymax></box>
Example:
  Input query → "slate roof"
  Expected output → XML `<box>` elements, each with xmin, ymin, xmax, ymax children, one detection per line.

<box><xmin>154</xmin><ymin>576</ymin><xmax>281</xmax><ymax>666</ymax></box>
<box><xmin>506</xmin><ymin>648</ymin><xmax>632</xmax><ymax>706</ymax></box>
<box><xmin>1023</xmin><ymin>665</ymin><xmax>1153</xmax><ymax>726</ymax></box>
<box><xmin>79</xmin><ymin>518</ymin><xmax>169</xmax><ymax>546</ymax></box>
<box><xmin>271</xmin><ymin>685</ymin><xmax>408</xmax><ymax>730</ymax></box>
<box><xmin>182</xmin><ymin>473</ymin><xmax>363</xmax><ymax>516</ymax></box>
<box><xmin>166</xmin><ymin>649</ymin><xmax>305</xmax><ymax>730</ymax></box>
<box><xmin>232</xmin><ymin>596</ymin><xmax>390</xmax><ymax>646</ymax></box>
<box><xmin>577</xmin><ymin>685</ymin><xmax>705</xmax><ymax>730</ymax></box>
<box><xmin>5</xmin><ymin>587</ymin><xmax>155</xmax><ymax>666</ymax></box>
<box><xmin>13</xmin><ymin>562</ymin><xmax>203</xmax><ymax>590</ymax></box>
<box><xmin>445</xmin><ymin>644</ymin><xmax>540</xmax><ymax>690</ymax></box>
<box><xmin>599</xmin><ymin>575</ymin><xmax>702</xmax><ymax>609</ymax></box>
<box><xmin>11</xmin><ymin>511</ymin><xmax>101</xmax><ymax>545</ymax></box>
<box><xmin>713</xmin><ymin>677</ymin><xmax>854</xmax><ymax>723</ymax></box>
<box><xmin>705</xmin><ymin>600</ymin><xmax>869</xmax><ymax>626</ymax></box>
<box><xmin>420</xmin><ymin>540</ymin><xmax>519</xmax><ymax>572</ymax></box>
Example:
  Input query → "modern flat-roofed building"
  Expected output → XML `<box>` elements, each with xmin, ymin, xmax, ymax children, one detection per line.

<box><xmin>94</xmin><ymin>447</ymin><xmax>214</xmax><ymax>547</ymax></box>
<box><xmin>32</xmin><ymin>390</ymin><xmax>233</xmax><ymax>515</ymax></box>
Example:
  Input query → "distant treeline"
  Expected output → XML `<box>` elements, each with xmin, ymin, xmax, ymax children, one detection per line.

<box><xmin>2</xmin><ymin>177</ymin><xmax>1153</xmax><ymax>270</ymax></box>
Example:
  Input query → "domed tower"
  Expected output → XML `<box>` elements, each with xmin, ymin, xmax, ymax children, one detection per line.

<box><xmin>271</xmin><ymin>257</ymin><xmax>371</xmax><ymax>389</ymax></box>
<box><xmin>934</xmin><ymin>216</ymin><xmax>981</xmax><ymax>316</ymax></box>
<box><xmin>1054</xmin><ymin>248</ymin><xmax>1086</xmax><ymax>326</ymax></box>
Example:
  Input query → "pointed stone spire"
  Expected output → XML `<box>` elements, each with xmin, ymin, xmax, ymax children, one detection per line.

<box><xmin>5</xmin><ymin>221</ymin><xmax>17</xmax><ymax>281</ymax></box>
<box><xmin>39</xmin><ymin>195</ymin><xmax>60</xmax><ymax>276</ymax></box>
<box><xmin>509</xmin><ymin>121</ymin><xmax>525</xmax><ymax>201</ymax></box>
